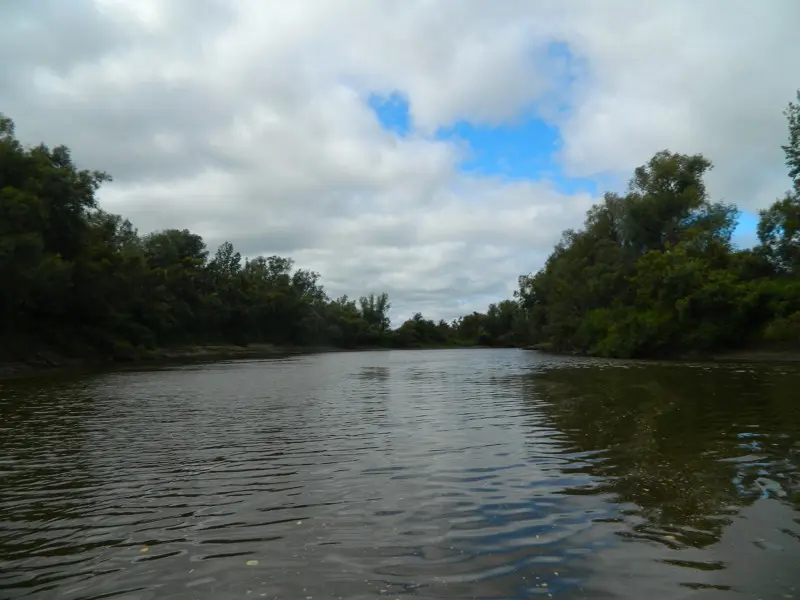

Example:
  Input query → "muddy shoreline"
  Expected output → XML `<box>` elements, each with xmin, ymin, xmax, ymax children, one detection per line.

<box><xmin>0</xmin><ymin>344</ymin><xmax>331</xmax><ymax>380</ymax></box>
<box><xmin>525</xmin><ymin>343</ymin><xmax>800</xmax><ymax>364</ymax></box>
<box><xmin>0</xmin><ymin>343</ymin><xmax>478</xmax><ymax>380</ymax></box>
<box><xmin>4</xmin><ymin>342</ymin><xmax>799</xmax><ymax>381</ymax></box>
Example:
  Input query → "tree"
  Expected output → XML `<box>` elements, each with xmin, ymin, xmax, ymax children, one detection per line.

<box><xmin>757</xmin><ymin>195</ymin><xmax>800</xmax><ymax>274</ymax></box>
<box><xmin>4</xmin><ymin>89</ymin><xmax>800</xmax><ymax>363</ymax></box>
<box><xmin>783</xmin><ymin>90</ymin><xmax>800</xmax><ymax>195</ymax></box>
<box><xmin>1</xmin><ymin>112</ymin><xmax>423</xmax><ymax>357</ymax></box>
<box><xmin>497</xmin><ymin>91</ymin><xmax>800</xmax><ymax>357</ymax></box>
<box><xmin>359</xmin><ymin>292</ymin><xmax>391</xmax><ymax>333</ymax></box>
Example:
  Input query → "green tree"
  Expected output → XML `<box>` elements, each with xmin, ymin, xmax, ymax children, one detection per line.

<box><xmin>783</xmin><ymin>90</ymin><xmax>800</xmax><ymax>195</ymax></box>
<box><xmin>757</xmin><ymin>195</ymin><xmax>800</xmax><ymax>274</ymax></box>
<box><xmin>495</xmin><ymin>90</ymin><xmax>800</xmax><ymax>357</ymax></box>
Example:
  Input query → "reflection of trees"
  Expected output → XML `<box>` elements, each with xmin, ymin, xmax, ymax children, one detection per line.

<box><xmin>521</xmin><ymin>363</ymin><xmax>800</xmax><ymax>547</ymax></box>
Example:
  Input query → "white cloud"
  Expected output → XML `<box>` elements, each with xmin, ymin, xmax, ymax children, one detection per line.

<box><xmin>547</xmin><ymin>0</ymin><xmax>800</xmax><ymax>207</ymax></box>
<box><xmin>1</xmin><ymin>0</ymin><xmax>797</xmax><ymax>323</ymax></box>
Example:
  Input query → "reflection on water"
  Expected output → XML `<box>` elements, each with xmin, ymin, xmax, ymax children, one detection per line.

<box><xmin>522</xmin><ymin>362</ymin><xmax>800</xmax><ymax>598</ymax></box>
<box><xmin>0</xmin><ymin>350</ymin><xmax>798</xmax><ymax>599</ymax></box>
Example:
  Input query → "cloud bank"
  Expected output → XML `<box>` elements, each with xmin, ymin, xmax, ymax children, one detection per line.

<box><xmin>2</xmin><ymin>0</ymin><xmax>798</xmax><ymax>321</ymax></box>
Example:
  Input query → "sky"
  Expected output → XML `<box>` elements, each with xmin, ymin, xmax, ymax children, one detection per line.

<box><xmin>1</xmin><ymin>0</ymin><xmax>798</xmax><ymax>324</ymax></box>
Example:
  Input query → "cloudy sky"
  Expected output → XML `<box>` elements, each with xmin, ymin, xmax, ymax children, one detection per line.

<box><xmin>2</xmin><ymin>1</ymin><xmax>799</xmax><ymax>323</ymax></box>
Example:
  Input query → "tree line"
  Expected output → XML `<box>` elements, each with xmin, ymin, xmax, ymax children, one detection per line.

<box><xmin>468</xmin><ymin>90</ymin><xmax>800</xmax><ymax>357</ymax></box>
<box><xmin>1</xmin><ymin>90</ymin><xmax>798</xmax><ymax>362</ymax></box>
<box><xmin>0</xmin><ymin>112</ymin><xmax>481</xmax><ymax>360</ymax></box>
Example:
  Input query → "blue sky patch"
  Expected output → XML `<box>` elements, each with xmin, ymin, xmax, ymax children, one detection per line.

<box><xmin>435</xmin><ymin>114</ymin><xmax>599</xmax><ymax>196</ymax></box>
<box><xmin>366</xmin><ymin>41</ymin><xmax>599</xmax><ymax>197</ymax></box>
<box><xmin>367</xmin><ymin>91</ymin><xmax>599</xmax><ymax>196</ymax></box>
<box><xmin>368</xmin><ymin>92</ymin><xmax>411</xmax><ymax>137</ymax></box>
<box><xmin>366</xmin><ymin>74</ymin><xmax>761</xmax><ymax>249</ymax></box>
<box><xmin>733</xmin><ymin>210</ymin><xmax>760</xmax><ymax>249</ymax></box>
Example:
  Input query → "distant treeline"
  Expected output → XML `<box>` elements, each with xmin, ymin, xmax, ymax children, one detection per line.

<box><xmin>1</xmin><ymin>91</ymin><xmax>798</xmax><ymax>362</ymax></box>
<box><xmin>0</xmin><ymin>113</ymin><xmax>484</xmax><ymax>359</ymax></box>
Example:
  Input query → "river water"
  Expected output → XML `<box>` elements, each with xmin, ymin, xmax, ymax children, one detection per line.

<box><xmin>1</xmin><ymin>349</ymin><xmax>799</xmax><ymax>600</ymax></box>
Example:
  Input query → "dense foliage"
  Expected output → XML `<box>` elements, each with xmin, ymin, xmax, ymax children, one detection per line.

<box><xmin>2</xmin><ymin>91</ymin><xmax>798</xmax><ymax>362</ymax></box>
<box><xmin>0</xmin><ymin>114</ymin><xmax>475</xmax><ymax>359</ymax></box>
<box><xmin>469</xmin><ymin>91</ymin><xmax>800</xmax><ymax>357</ymax></box>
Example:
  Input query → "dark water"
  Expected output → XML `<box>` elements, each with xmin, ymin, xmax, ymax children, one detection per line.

<box><xmin>1</xmin><ymin>349</ymin><xmax>799</xmax><ymax>600</ymax></box>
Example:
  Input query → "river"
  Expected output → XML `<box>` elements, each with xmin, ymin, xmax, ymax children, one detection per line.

<box><xmin>1</xmin><ymin>349</ymin><xmax>799</xmax><ymax>599</ymax></box>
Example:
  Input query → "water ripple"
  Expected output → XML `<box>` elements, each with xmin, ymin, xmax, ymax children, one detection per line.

<box><xmin>1</xmin><ymin>349</ymin><xmax>799</xmax><ymax>599</ymax></box>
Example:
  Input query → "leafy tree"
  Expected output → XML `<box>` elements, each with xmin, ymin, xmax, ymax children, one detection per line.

<box><xmin>757</xmin><ymin>194</ymin><xmax>800</xmax><ymax>274</ymax></box>
<box><xmin>3</xmin><ymin>90</ymin><xmax>800</xmax><ymax>362</ymax></box>
<box><xmin>0</xmin><ymin>112</ymin><xmax>468</xmax><ymax>359</ymax></box>
<box><xmin>358</xmin><ymin>292</ymin><xmax>391</xmax><ymax>334</ymax></box>
<box><xmin>783</xmin><ymin>90</ymin><xmax>800</xmax><ymax>195</ymax></box>
<box><xmin>466</xmin><ymin>89</ymin><xmax>800</xmax><ymax>357</ymax></box>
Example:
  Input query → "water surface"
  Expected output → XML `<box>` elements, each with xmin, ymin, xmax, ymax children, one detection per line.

<box><xmin>1</xmin><ymin>349</ymin><xmax>799</xmax><ymax>599</ymax></box>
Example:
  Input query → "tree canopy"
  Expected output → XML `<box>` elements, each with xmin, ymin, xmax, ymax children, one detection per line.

<box><xmin>0</xmin><ymin>115</ymin><xmax>478</xmax><ymax>359</ymax></box>
<box><xmin>469</xmin><ymin>91</ymin><xmax>800</xmax><ymax>357</ymax></box>
<box><xmin>1</xmin><ymin>90</ymin><xmax>799</xmax><ymax>362</ymax></box>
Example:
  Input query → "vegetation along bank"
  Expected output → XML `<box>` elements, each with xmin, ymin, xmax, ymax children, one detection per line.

<box><xmin>0</xmin><ymin>90</ymin><xmax>798</xmax><ymax>370</ymax></box>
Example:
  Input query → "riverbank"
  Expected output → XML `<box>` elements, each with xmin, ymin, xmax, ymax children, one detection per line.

<box><xmin>703</xmin><ymin>348</ymin><xmax>800</xmax><ymax>363</ymax></box>
<box><xmin>6</xmin><ymin>341</ymin><xmax>799</xmax><ymax>381</ymax></box>
<box><xmin>525</xmin><ymin>342</ymin><xmax>800</xmax><ymax>363</ymax></box>
<box><xmin>0</xmin><ymin>344</ymin><xmax>283</xmax><ymax>379</ymax></box>
<box><xmin>0</xmin><ymin>342</ymin><xmax>481</xmax><ymax>380</ymax></box>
